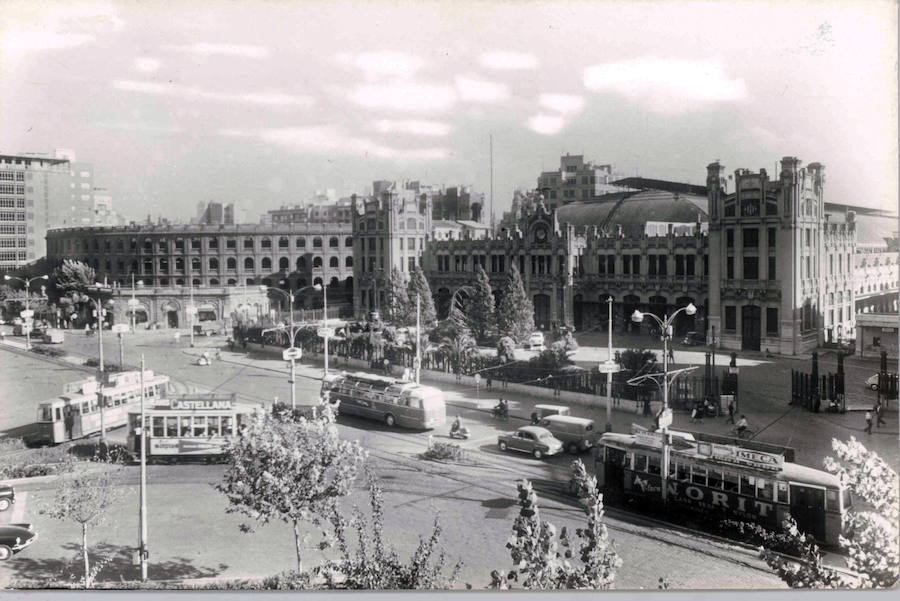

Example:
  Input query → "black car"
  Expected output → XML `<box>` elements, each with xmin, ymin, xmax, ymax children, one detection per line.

<box><xmin>0</xmin><ymin>523</ymin><xmax>37</xmax><ymax>560</ymax></box>
<box><xmin>0</xmin><ymin>484</ymin><xmax>14</xmax><ymax>512</ymax></box>
<box><xmin>682</xmin><ymin>331</ymin><xmax>705</xmax><ymax>346</ymax></box>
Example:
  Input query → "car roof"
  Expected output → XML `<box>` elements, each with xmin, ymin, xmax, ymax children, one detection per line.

<box><xmin>519</xmin><ymin>426</ymin><xmax>553</xmax><ymax>436</ymax></box>
<box><xmin>542</xmin><ymin>415</ymin><xmax>593</xmax><ymax>425</ymax></box>
<box><xmin>535</xmin><ymin>404</ymin><xmax>569</xmax><ymax>411</ymax></box>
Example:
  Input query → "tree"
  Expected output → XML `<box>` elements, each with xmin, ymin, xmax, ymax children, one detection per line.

<box><xmin>407</xmin><ymin>265</ymin><xmax>437</xmax><ymax>332</ymax></box>
<box><xmin>217</xmin><ymin>404</ymin><xmax>367</xmax><ymax>573</ymax></box>
<box><xmin>41</xmin><ymin>457</ymin><xmax>124</xmax><ymax>588</ymax></box>
<box><xmin>386</xmin><ymin>267</ymin><xmax>410</xmax><ymax>325</ymax></box>
<box><xmin>468</xmin><ymin>266</ymin><xmax>496</xmax><ymax>342</ymax></box>
<box><xmin>317</xmin><ymin>474</ymin><xmax>462</xmax><ymax>589</ymax></box>
<box><xmin>53</xmin><ymin>259</ymin><xmax>96</xmax><ymax>296</ymax></box>
<box><xmin>617</xmin><ymin>348</ymin><xmax>658</xmax><ymax>373</ymax></box>
<box><xmin>759</xmin><ymin>437</ymin><xmax>898</xmax><ymax>589</ymax></box>
<box><xmin>496</xmin><ymin>263</ymin><xmax>534</xmax><ymax>344</ymax></box>
<box><xmin>495</xmin><ymin>463</ymin><xmax>620</xmax><ymax>589</ymax></box>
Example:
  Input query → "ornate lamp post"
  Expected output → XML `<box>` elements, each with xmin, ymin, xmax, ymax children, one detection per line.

<box><xmin>4</xmin><ymin>274</ymin><xmax>49</xmax><ymax>349</ymax></box>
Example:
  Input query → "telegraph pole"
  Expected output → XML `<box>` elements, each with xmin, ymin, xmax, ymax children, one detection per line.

<box><xmin>138</xmin><ymin>355</ymin><xmax>148</xmax><ymax>581</ymax></box>
<box><xmin>415</xmin><ymin>294</ymin><xmax>421</xmax><ymax>384</ymax></box>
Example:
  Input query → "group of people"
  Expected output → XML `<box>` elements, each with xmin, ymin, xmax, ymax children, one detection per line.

<box><xmin>864</xmin><ymin>400</ymin><xmax>888</xmax><ymax>434</ymax></box>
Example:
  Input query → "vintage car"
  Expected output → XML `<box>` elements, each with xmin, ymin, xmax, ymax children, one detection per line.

<box><xmin>497</xmin><ymin>426</ymin><xmax>563</xmax><ymax>459</ymax></box>
<box><xmin>0</xmin><ymin>522</ymin><xmax>37</xmax><ymax>560</ymax></box>
<box><xmin>0</xmin><ymin>484</ymin><xmax>14</xmax><ymax>512</ymax></box>
<box><xmin>865</xmin><ymin>374</ymin><xmax>880</xmax><ymax>391</ymax></box>
<box><xmin>682</xmin><ymin>331</ymin><xmax>706</xmax><ymax>346</ymax></box>
<box><xmin>524</xmin><ymin>332</ymin><xmax>545</xmax><ymax>350</ymax></box>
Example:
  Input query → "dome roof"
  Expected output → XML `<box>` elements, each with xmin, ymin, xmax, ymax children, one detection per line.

<box><xmin>556</xmin><ymin>190</ymin><xmax>708</xmax><ymax>236</ymax></box>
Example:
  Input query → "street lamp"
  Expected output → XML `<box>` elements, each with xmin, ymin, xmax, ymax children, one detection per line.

<box><xmin>260</xmin><ymin>282</ymin><xmax>298</xmax><ymax>408</ymax></box>
<box><xmin>4</xmin><ymin>274</ymin><xmax>49</xmax><ymax>350</ymax></box>
<box><xmin>628</xmin><ymin>302</ymin><xmax>697</xmax><ymax>505</ymax></box>
<box><xmin>85</xmin><ymin>283</ymin><xmax>115</xmax><ymax>443</ymax></box>
<box><xmin>128</xmin><ymin>274</ymin><xmax>143</xmax><ymax>333</ymax></box>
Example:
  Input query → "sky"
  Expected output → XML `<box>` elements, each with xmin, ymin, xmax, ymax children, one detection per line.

<box><xmin>0</xmin><ymin>0</ymin><xmax>896</xmax><ymax>223</ymax></box>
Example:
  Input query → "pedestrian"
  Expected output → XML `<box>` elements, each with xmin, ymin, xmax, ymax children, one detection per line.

<box><xmin>864</xmin><ymin>410</ymin><xmax>873</xmax><ymax>435</ymax></box>
<box><xmin>227</xmin><ymin>336</ymin><xmax>234</xmax><ymax>352</ymax></box>
<box><xmin>486</xmin><ymin>374</ymin><xmax>493</xmax><ymax>390</ymax></box>
<box><xmin>727</xmin><ymin>398</ymin><xmax>735</xmax><ymax>424</ymax></box>
<box><xmin>668</xmin><ymin>346</ymin><xmax>675</xmax><ymax>363</ymax></box>
<box><xmin>876</xmin><ymin>401</ymin><xmax>887</xmax><ymax>427</ymax></box>
<box><xmin>690</xmin><ymin>406</ymin><xmax>700</xmax><ymax>423</ymax></box>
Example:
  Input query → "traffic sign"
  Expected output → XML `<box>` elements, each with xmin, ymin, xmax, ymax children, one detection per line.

<box><xmin>317</xmin><ymin>327</ymin><xmax>335</xmax><ymax>338</ymax></box>
<box><xmin>112</xmin><ymin>324</ymin><xmax>129</xmax><ymax>334</ymax></box>
<box><xmin>657</xmin><ymin>408</ymin><xmax>673</xmax><ymax>429</ymax></box>
<box><xmin>283</xmin><ymin>347</ymin><xmax>302</xmax><ymax>361</ymax></box>
<box><xmin>20</xmin><ymin>309</ymin><xmax>34</xmax><ymax>318</ymax></box>
<box><xmin>598</xmin><ymin>360</ymin><xmax>619</xmax><ymax>374</ymax></box>
<box><xmin>127</xmin><ymin>298</ymin><xmax>140</xmax><ymax>307</ymax></box>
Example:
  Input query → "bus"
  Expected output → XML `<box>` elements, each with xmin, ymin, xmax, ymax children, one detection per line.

<box><xmin>593</xmin><ymin>429</ymin><xmax>849</xmax><ymax>546</ymax></box>
<box><xmin>321</xmin><ymin>371</ymin><xmax>446</xmax><ymax>429</ymax></box>
<box><xmin>29</xmin><ymin>370</ymin><xmax>170</xmax><ymax>445</ymax></box>
<box><xmin>126</xmin><ymin>394</ymin><xmax>258</xmax><ymax>463</ymax></box>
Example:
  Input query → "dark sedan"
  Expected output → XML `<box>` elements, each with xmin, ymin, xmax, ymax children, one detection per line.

<box><xmin>0</xmin><ymin>523</ymin><xmax>37</xmax><ymax>560</ymax></box>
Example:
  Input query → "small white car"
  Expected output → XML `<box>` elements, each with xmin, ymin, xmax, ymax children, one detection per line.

<box><xmin>525</xmin><ymin>332</ymin><xmax>545</xmax><ymax>349</ymax></box>
<box><xmin>865</xmin><ymin>374</ymin><xmax>880</xmax><ymax>391</ymax></box>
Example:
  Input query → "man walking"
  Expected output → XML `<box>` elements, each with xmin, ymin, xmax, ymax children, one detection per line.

<box><xmin>727</xmin><ymin>398</ymin><xmax>735</xmax><ymax>424</ymax></box>
<box><xmin>875</xmin><ymin>401</ymin><xmax>887</xmax><ymax>427</ymax></box>
<box><xmin>864</xmin><ymin>410</ymin><xmax>873</xmax><ymax>435</ymax></box>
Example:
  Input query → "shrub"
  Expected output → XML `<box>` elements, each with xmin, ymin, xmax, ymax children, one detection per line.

<box><xmin>0</xmin><ymin>445</ymin><xmax>76</xmax><ymax>479</ymax></box>
<box><xmin>423</xmin><ymin>442</ymin><xmax>465</xmax><ymax>462</ymax></box>
<box><xmin>718</xmin><ymin>519</ymin><xmax>806</xmax><ymax>556</ymax></box>
<box><xmin>0</xmin><ymin>437</ymin><xmax>26</xmax><ymax>454</ymax></box>
<box><xmin>30</xmin><ymin>345</ymin><xmax>67</xmax><ymax>358</ymax></box>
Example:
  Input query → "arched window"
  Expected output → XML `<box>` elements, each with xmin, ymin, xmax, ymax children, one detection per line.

<box><xmin>345</xmin><ymin>237</ymin><xmax>353</xmax><ymax>247</ymax></box>
<box><xmin>175</xmin><ymin>279</ymin><xmax>184</xmax><ymax>285</ymax></box>
<box><xmin>192</xmin><ymin>279</ymin><xmax>201</xmax><ymax>286</ymax></box>
<box><xmin>329</xmin><ymin>237</ymin><xmax>339</xmax><ymax>247</ymax></box>
<box><xmin>244</xmin><ymin>257</ymin><xmax>254</xmax><ymax>270</ymax></box>
<box><xmin>246</xmin><ymin>278</ymin><xmax>255</xmax><ymax>285</ymax></box>
<box><xmin>175</xmin><ymin>258</ymin><xmax>184</xmax><ymax>271</ymax></box>
<box><xmin>261</xmin><ymin>257</ymin><xmax>272</xmax><ymax>269</ymax></box>
<box><xmin>210</xmin><ymin>278</ymin><xmax>220</xmax><ymax>285</ymax></box>
<box><xmin>227</xmin><ymin>278</ymin><xmax>237</xmax><ymax>285</ymax></box>
<box><xmin>313</xmin><ymin>256</ymin><xmax>323</xmax><ymax>268</ymax></box>
<box><xmin>279</xmin><ymin>257</ymin><xmax>289</xmax><ymax>270</ymax></box>
<box><xmin>313</xmin><ymin>237</ymin><xmax>322</xmax><ymax>248</ymax></box>
<box><xmin>329</xmin><ymin>256</ymin><xmax>339</xmax><ymax>268</ymax></box>
<box><xmin>296</xmin><ymin>257</ymin><xmax>306</xmax><ymax>270</ymax></box>
<box><xmin>209</xmin><ymin>258</ymin><xmax>219</xmax><ymax>270</ymax></box>
<box><xmin>191</xmin><ymin>257</ymin><xmax>201</xmax><ymax>271</ymax></box>
<box><xmin>329</xmin><ymin>276</ymin><xmax>339</xmax><ymax>287</ymax></box>
<box><xmin>313</xmin><ymin>277</ymin><xmax>323</xmax><ymax>286</ymax></box>
<box><xmin>296</xmin><ymin>238</ymin><xmax>306</xmax><ymax>248</ymax></box>
<box><xmin>345</xmin><ymin>256</ymin><xmax>353</xmax><ymax>267</ymax></box>
<box><xmin>226</xmin><ymin>257</ymin><xmax>236</xmax><ymax>270</ymax></box>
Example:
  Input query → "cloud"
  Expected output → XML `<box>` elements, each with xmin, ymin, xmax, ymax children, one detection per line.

<box><xmin>454</xmin><ymin>75</ymin><xmax>509</xmax><ymax>104</ymax></box>
<box><xmin>2</xmin><ymin>30</ymin><xmax>94</xmax><ymax>55</ymax></box>
<box><xmin>133</xmin><ymin>57</ymin><xmax>161</xmax><ymax>73</ymax></box>
<box><xmin>95</xmin><ymin>122</ymin><xmax>183</xmax><ymax>134</ymax></box>
<box><xmin>163</xmin><ymin>43</ymin><xmax>270</xmax><ymax>59</ymax></box>
<box><xmin>336</xmin><ymin>51</ymin><xmax>424</xmax><ymax>80</ymax></box>
<box><xmin>527</xmin><ymin>114</ymin><xmax>566</xmax><ymax>135</ymax></box>
<box><xmin>220</xmin><ymin>126</ymin><xmax>448</xmax><ymax>161</ymax></box>
<box><xmin>583</xmin><ymin>57</ymin><xmax>746</xmax><ymax>113</ymax></box>
<box><xmin>538</xmin><ymin>93</ymin><xmax>584</xmax><ymax>116</ymax></box>
<box><xmin>111</xmin><ymin>79</ymin><xmax>314</xmax><ymax>108</ymax></box>
<box><xmin>479</xmin><ymin>51</ymin><xmax>538</xmax><ymax>70</ymax></box>
<box><xmin>2</xmin><ymin>4</ymin><xmax>124</xmax><ymax>56</ymax></box>
<box><xmin>349</xmin><ymin>83</ymin><xmax>456</xmax><ymax>113</ymax></box>
<box><xmin>373</xmin><ymin>120</ymin><xmax>451</xmax><ymax>137</ymax></box>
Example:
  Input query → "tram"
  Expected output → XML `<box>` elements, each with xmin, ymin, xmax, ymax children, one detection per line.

<box><xmin>321</xmin><ymin>371</ymin><xmax>446</xmax><ymax>429</ymax></box>
<box><xmin>30</xmin><ymin>370</ymin><xmax>170</xmax><ymax>445</ymax></box>
<box><xmin>593</xmin><ymin>429</ymin><xmax>849</xmax><ymax>546</ymax></box>
<box><xmin>126</xmin><ymin>393</ymin><xmax>257</xmax><ymax>462</ymax></box>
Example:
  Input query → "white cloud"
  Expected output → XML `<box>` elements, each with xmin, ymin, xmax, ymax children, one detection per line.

<box><xmin>133</xmin><ymin>57</ymin><xmax>161</xmax><ymax>73</ymax></box>
<box><xmin>163</xmin><ymin>43</ymin><xmax>270</xmax><ymax>59</ymax></box>
<box><xmin>2</xmin><ymin>30</ymin><xmax>94</xmax><ymax>55</ymax></box>
<box><xmin>583</xmin><ymin>57</ymin><xmax>746</xmax><ymax>113</ymax></box>
<box><xmin>112</xmin><ymin>79</ymin><xmax>314</xmax><ymax>108</ymax></box>
<box><xmin>454</xmin><ymin>75</ymin><xmax>509</xmax><ymax>104</ymax></box>
<box><xmin>336</xmin><ymin>51</ymin><xmax>424</xmax><ymax>80</ymax></box>
<box><xmin>527</xmin><ymin>114</ymin><xmax>566</xmax><ymax>135</ymax></box>
<box><xmin>95</xmin><ymin>122</ymin><xmax>183</xmax><ymax>134</ymax></box>
<box><xmin>220</xmin><ymin>126</ymin><xmax>447</xmax><ymax>161</ymax></box>
<box><xmin>349</xmin><ymin>83</ymin><xmax>456</xmax><ymax>113</ymax></box>
<box><xmin>538</xmin><ymin>93</ymin><xmax>584</xmax><ymax>116</ymax></box>
<box><xmin>479</xmin><ymin>50</ymin><xmax>538</xmax><ymax>70</ymax></box>
<box><xmin>373</xmin><ymin>120</ymin><xmax>452</xmax><ymax>137</ymax></box>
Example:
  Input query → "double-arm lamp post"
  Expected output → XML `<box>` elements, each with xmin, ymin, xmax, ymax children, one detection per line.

<box><xmin>3</xmin><ymin>274</ymin><xmax>49</xmax><ymax>350</ymax></box>
<box><xmin>261</xmin><ymin>282</ymin><xmax>327</xmax><ymax>409</ymax></box>
<box><xmin>627</xmin><ymin>302</ymin><xmax>697</xmax><ymax>504</ymax></box>
<box><xmin>85</xmin><ymin>283</ymin><xmax>116</xmax><ymax>443</ymax></box>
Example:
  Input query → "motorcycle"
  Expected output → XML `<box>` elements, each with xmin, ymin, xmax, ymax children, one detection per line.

<box><xmin>492</xmin><ymin>404</ymin><xmax>509</xmax><ymax>420</ymax></box>
<box><xmin>449</xmin><ymin>425</ymin><xmax>470</xmax><ymax>440</ymax></box>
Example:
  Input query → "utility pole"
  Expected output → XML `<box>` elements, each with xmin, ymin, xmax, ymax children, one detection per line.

<box><xmin>322</xmin><ymin>282</ymin><xmax>329</xmax><ymax>377</ymax></box>
<box><xmin>489</xmin><ymin>133</ymin><xmax>494</xmax><ymax>233</ymax></box>
<box><xmin>415</xmin><ymin>294</ymin><xmax>421</xmax><ymax>384</ymax></box>
<box><xmin>188</xmin><ymin>280</ymin><xmax>195</xmax><ymax>348</ymax></box>
<box><xmin>138</xmin><ymin>355</ymin><xmax>148</xmax><ymax>581</ymax></box>
<box><xmin>118</xmin><ymin>331</ymin><xmax>125</xmax><ymax>368</ymax></box>
<box><xmin>606</xmin><ymin>296</ymin><xmax>614</xmax><ymax>432</ymax></box>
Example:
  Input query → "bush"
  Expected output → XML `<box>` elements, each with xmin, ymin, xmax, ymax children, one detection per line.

<box><xmin>0</xmin><ymin>437</ymin><xmax>26</xmax><ymax>454</ymax></box>
<box><xmin>617</xmin><ymin>348</ymin><xmax>658</xmax><ymax>373</ymax></box>
<box><xmin>30</xmin><ymin>345</ymin><xmax>67</xmax><ymax>358</ymax></box>
<box><xmin>423</xmin><ymin>442</ymin><xmax>466</xmax><ymax>462</ymax></box>
<box><xmin>718</xmin><ymin>519</ymin><xmax>806</xmax><ymax>556</ymax></box>
<box><xmin>0</xmin><ymin>445</ymin><xmax>77</xmax><ymax>480</ymax></box>
<box><xmin>83</xmin><ymin>359</ymin><xmax>124</xmax><ymax>372</ymax></box>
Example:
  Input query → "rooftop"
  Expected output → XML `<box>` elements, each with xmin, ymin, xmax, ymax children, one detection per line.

<box><xmin>556</xmin><ymin>189</ymin><xmax>707</xmax><ymax>236</ymax></box>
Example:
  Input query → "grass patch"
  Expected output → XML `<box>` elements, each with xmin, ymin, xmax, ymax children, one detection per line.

<box><xmin>0</xmin><ymin>445</ymin><xmax>76</xmax><ymax>480</ymax></box>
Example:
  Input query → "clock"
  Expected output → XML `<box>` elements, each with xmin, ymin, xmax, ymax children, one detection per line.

<box><xmin>535</xmin><ymin>227</ymin><xmax>548</xmax><ymax>242</ymax></box>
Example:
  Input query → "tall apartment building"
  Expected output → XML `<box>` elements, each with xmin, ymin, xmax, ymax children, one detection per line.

<box><xmin>537</xmin><ymin>154</ymin><xmax>624</xmax><ymax>210</ymax></box>
<box><xmin>194</xmin><ymin>202</ymin><xmax>235</xmax><ymax>225</ymax></box>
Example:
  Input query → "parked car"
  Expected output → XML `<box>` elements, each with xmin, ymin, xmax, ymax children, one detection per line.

<box><xmin>866</xmin><ymin>374</ymin><xmax>880</xmax><ymax>391</ymax></box>
<box><xmin>537</xmin><ymin>414</ymin><xmax>598</xmax><ymax>454</ymax></box>
<box><xmin>0</xmin><ymin>484</ymin><xmax>14</xmax><ymax>512</ymax></box>
<box><xmin>193</xmin><ymin>321</ymin><xmax>223</xmax><ymax>336</ymax></box>
<box><xmin>524</xmin><ymin>332</ymin><xmax>545</xmax><ymax>349</ymax></box>
<box><xmin>42</xmin><ymin>329</ymin><xmax>65</xmax><ymax>344</ymax></box>
<box><xmin>682</xmin><ymin>331</ymin><xmax>705</xmax><ymax>346</ymax></box>
<box><xmin>498</xmin><ymin>426</ymin><xmax>563</xmax><ymax>459</ymax></box>
<box><xmin>533</xmin><ymin>404</ymin><xmax>571</xmax><ymax>418</ymax></box>
<box><xmin>0</xmin><ymin>522</ymin><xmax>37</xmax><ymax>560</ymax></box>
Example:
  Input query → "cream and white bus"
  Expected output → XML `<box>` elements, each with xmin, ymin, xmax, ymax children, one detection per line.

<box><xmin>321</xmin><ymin>371</ymin><xmax>446</xmax><ymax>429</ymax></box>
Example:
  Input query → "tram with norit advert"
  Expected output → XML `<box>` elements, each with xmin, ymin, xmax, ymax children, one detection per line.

<box><xmin>593</xmin><ymin>427</ymin><xmax>849</xmax><ymax>546</ymax></box>
<box><xmin>127</xmin><ymin>393</ymin><xmax>258</xmax><ymax>463</ymax></box>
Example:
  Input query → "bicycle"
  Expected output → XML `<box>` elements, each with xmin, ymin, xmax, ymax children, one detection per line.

<box><xmin>731</xmin><ymin>426</ymin><xmax>755</xmax><ymax>440</ymax></box>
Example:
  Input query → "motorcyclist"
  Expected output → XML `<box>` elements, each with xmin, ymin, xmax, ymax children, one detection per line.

<box><xmin>494</xmin><ymin>398</ymin><xmax>508</xmax><ymax>417</ymax></box>
<box><xmin>451</xmin><ymin>415</ymin><xmax>461</xmax><ymax>433</ymax></box>
<box><xmin>530</xmin><ymin>411</ymin><xmax>540</xmax><ymax>425</ymax></box>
